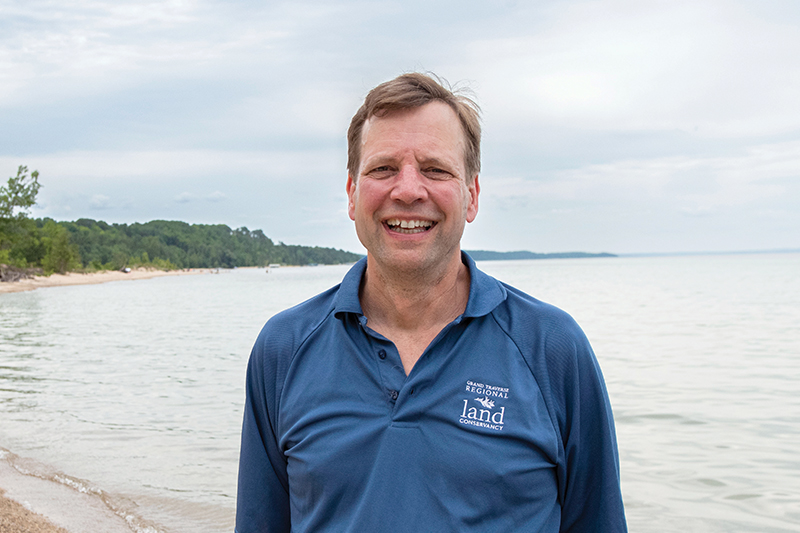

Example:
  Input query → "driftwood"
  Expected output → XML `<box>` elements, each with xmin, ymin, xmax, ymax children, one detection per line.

<box><xmin>0</xmin><ymin>264</ymin><xmax>44</xmax><ymax>283</ymax></box>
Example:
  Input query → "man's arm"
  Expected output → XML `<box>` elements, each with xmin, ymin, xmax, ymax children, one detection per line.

<box><xmin>497</xmin><ymin>288</ymin><xmax>627</xmax><ymax>532</ymax></box>
<box><xmin>545</xmin><ymin>321</ymin><xmax>627</xmax><ymax>533</ymax></box>
<box><xmin>236</xmin><ymin>328</ymin><xmax>291</xmax><ymax>533</ymax></box>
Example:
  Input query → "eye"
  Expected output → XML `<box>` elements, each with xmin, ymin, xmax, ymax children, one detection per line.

<box><xmin>425</xmin><ymin>167</ymin><xmax>452</xmax><ymax>179</ymax></box>
<box><xmin>363</xmin><ymin>165</ymin><xmax>395</xmax><ymax>179</ymax></box>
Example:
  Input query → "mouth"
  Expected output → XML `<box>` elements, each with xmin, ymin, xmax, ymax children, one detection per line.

<box><xmin>385</xmin><ymin>218</ymin><xmax>435</xmax><ymax>234</ymax></box>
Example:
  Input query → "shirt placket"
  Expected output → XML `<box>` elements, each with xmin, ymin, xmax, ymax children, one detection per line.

<box><xmin>358</xmin><ymin>316</ymin><xmax>408</xmax><ymax>413</ymax></box>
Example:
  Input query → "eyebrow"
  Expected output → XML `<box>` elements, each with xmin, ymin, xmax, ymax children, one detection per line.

<box><xmin>360</xmin><ymin>153</ymin><xmax>462</xmax><ymax>174</ymax></box>
<box><xmin>360</xmin><ymin>155</ymin><xmax>396</xmax><ymax>172</ymax></box>
<box><xmin>417</xmin><ymin>156</ymin><xmax>457</xmax><ymax>169</ymax></box>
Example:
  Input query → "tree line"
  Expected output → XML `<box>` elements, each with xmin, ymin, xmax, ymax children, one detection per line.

<box><xmin>59</xmin><ymin>218</ymin><xmax>362</xmax><ymax>270</ymax></box>
<box><xmin>1</xmin><ymin>166</ymin><xmax>361</xmax><ymax>275</ymax></box>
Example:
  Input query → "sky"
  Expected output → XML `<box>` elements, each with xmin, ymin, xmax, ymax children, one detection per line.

<box><xmin>2</xmin><ymin>0</ymin><xmax>799</xmax><ymax>255</ymax></box>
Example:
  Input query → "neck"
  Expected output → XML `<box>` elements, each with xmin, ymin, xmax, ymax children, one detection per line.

<box><xmin>360</xmin><ymin>251</ymin><xmax>470</xmax><ymax>333</ymax></box>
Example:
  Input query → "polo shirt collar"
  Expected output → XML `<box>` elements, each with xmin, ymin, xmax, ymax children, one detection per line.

<box><xmin>333</xmin><ymin>252</ymin><xmax>507</xmax><ymax>319</ymax></box>
<box><xmin>334</xmin><ymin>257</ymin><xmax>367</xmax><ymax>317</ymax></box>
<box><xmin>462</xmin><ymin>251</ymin><xmax>507</xmax><ymax>318</ymax></box>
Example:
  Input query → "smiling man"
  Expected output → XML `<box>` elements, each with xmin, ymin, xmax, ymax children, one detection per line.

<box><xmin>236</xmin><ymin>73</ymin><xmax>627</xmax><ymax>532</ymax></box>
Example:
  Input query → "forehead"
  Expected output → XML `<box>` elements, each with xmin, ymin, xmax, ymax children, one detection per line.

<box><xmin>359</xmin><ymin>102</ymin><xmax>466</xmax><ymax>166</ymax></box>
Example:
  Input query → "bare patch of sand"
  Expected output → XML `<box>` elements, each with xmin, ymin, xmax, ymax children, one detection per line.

<box><xmin>0</xmin><ymin>268</ymin><xmax>213</xmax><ymax>295</ymax></box>
<box><xmin>0</xmin><ymin>488</ymin><xmax>71</xmax><ymax>533</ymax></box>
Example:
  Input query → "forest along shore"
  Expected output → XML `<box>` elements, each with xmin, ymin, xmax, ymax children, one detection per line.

<box><xmin>0</xmin><ymin>267</ymin><xmax>213</xmax><ymax>294</ymax></box>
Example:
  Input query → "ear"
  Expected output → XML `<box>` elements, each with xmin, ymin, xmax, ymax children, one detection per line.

<box><xmin>465</xmin><ymin>174</ymin><xmax>480</xmax><ymax>223</ymax></box>
<box><xmin>346</xmin><ymin>173</ymin><xmax>356</xmax><ymax>221</ymax></box>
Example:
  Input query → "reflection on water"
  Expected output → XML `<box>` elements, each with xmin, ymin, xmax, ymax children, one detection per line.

<box><xmin>1</xmin><ymin>255</ymin><xmax>799</xmax><ymax>532</ymax></box>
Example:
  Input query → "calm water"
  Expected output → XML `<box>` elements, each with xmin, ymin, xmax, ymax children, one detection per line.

<box><xmin>1</xmin><ymin>254</ymin><xmax>799</xmax><ymax>532</ymax></box>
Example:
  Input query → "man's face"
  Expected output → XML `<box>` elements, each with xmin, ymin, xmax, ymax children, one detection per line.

<box><xmin>347</xmin><ymin>101</ymin><xmax>479</xmax><ymax>275</ymax></box>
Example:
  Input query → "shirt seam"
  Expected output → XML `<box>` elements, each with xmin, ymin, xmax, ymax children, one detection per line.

<box><xmin>487</xmin><ymin>309</ymin><xmax>562</xmax><ymax>447</ymax></box>
<box><xmin>275</xmin><ymin>304</ymin><xmax>339</xmax><ymax>439</ymax></box>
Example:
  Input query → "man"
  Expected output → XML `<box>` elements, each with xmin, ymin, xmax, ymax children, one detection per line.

<box><xmin>236</xmin><ymin>73</ymin><xmax>627</xmax><ymax>532</ymax></box>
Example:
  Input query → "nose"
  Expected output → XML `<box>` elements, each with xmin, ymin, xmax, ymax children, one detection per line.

<box><xmin>390</xmin><ymin>164</ymin><xmax>428</xmax><ymax>204</ymax></box>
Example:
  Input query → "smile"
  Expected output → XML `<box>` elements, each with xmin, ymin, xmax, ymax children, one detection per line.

<box><xmin>385</xmin><ymin>218</ymin><xmax>435</xmax><ymax>234</ymax></box>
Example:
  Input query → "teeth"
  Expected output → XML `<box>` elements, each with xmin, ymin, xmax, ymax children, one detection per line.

<box><xmin>387</xmin><ymin>218</ymin><xmax>432</xmax><ymax>229</ymax></box>
<box><xmin>385</xmin><ymin>218</ymin><xmax>434</xmax><ymax>234</ymax></box>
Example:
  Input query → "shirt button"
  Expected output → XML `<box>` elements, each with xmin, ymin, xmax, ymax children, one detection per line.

<box><xmin>410</xmin><ymin>388</ymin><xmax>415</xmax><ymax>395</ymax></box>
<box><xmin>378</xmin><ymin>349</ymin><xmax>387</xmax><ymax>360</ymax></box>
<box><xmin>389</xmin><ymin>390</ymin><xmax>399</xmax><ymax>401</ymax></box>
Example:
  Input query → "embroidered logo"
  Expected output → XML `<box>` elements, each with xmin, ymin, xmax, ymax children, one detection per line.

<box><xmin>459</xmin><ymin>380</ymin><xmax>510</xmax><ymax>432</ymax></box>
<box><xmin>475</xmin><ymin>396</ymin><xmax>495</xmax><ymax>409</ymax></box>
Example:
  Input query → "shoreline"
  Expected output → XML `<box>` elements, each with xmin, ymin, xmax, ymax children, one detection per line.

<box><xmin>0</xmin><ymin>489</ymin><xmax>70</xmax><ymax>533</ymax></box>
<box><xmin>0</xmin><ymin>267</ymin><xmax>213</xmax><ymax>295</ymax></box>
<box><xmin>0</xmin><ymin>455</ymin><xmax>134</xmax><ymax>533</ymax></box>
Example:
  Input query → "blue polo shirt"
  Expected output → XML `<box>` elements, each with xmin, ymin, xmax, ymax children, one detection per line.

<box><xmin>236</xmin><ymin>254</ymin><xmax>626</xmax><ymax>532</ymax></box>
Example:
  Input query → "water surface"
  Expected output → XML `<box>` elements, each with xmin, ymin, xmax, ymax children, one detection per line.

<box><xmin>1</xmin><ymin>255</ymin><xmax>799</xmax><ymax>532</ymax></box>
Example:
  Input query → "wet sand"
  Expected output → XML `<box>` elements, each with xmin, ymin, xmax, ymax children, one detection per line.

<box><xmin>0</xmin><ymin>490</ymin><xmax>70</xmax><ymax>533</ymax></box>
<box><xmin>0</xmin><ymin>267</ymin><xmax>212</xmax><ymax>294</ymax></box>
<box><xmin>0</xmin><ymin>461</ymin><xmax>132</xmax><ymax>533</ymax></box>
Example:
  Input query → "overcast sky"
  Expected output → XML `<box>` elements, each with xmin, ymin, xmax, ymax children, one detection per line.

<box><xmin>2</xmin><ymin>0</ymin><xmax>799</xmax><ymax>255</ymax></box>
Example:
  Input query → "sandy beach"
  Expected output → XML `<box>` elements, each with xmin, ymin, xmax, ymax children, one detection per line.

<box><xmin>0</xmin><ymin>267</ymin><xmax>213</xmax><ymax>295</ymax></box>
<box><xmin>0</xmin><ymin>459</ymin><xmax>132</xmax><ymax>533</ymax></box>
<box><xmin>1</xmin><ymin>488</ymin><xmax>71</xmax><ymax>533</ymax></box>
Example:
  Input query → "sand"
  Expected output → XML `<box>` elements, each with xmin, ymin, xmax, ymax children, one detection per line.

<box><xmin>0</xmin><ymin>490</ymin><xmax>71</xmax><ymax>533</ymax></box>
<box><xmin>0</xmin><ymin>461</ymin><xmax>133</xmax><ymax>533</ymax></box>
<box><xmin>0</xmin><ymin>267</ymin><xmax>213</xmax><ymax>294</ymax></box>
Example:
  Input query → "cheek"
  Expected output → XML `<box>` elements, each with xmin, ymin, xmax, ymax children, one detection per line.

<box><xmin>352</xmin><ymin>183</ymin><xmax>384</xmax><ymax>214</ymax></box>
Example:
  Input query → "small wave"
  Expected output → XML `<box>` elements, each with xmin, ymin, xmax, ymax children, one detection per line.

<box><xmin>1</xmin><ymin>446</ymin><xmax>168</xmax><ymax>533</ymax></box>
<box><xmin>616</xmin><ymin>412</ymin><xmax>706</xmax><ymax>425</ymax></box>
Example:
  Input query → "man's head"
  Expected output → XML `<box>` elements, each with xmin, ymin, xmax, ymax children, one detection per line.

<box><xmin>347</xmin><ymin>73</ymin><xmax>481</xmax><ymax>183</ymax></box>
<box><xmin>345</xmin><ymin>74</ymin><xmax>481</xmax><ymax>277</ymax></box>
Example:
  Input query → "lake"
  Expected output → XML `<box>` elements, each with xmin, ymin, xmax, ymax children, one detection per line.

<box><xmin>1</xmin><ymin>253</ymin><xmax>799</xmax><ymax>532</ymax></box>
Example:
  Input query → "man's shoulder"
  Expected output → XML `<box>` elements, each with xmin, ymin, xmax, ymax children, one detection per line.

<box><xmin>252</xmin><ymin>284</ymin><xmax>341</xmax><ymax>359</ymax></box>
<box><xmin>491</xmin><ymin>281</ymin><xmax>583</xmax><ymax>339</ymax></box>
<box><xmin>487</xmin><ymin>280</ymin><xmax>596</xmax><ymax>384</ymax></box>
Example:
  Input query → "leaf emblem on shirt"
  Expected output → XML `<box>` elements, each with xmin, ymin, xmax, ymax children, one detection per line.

<box><xmin>475</xmin><ymin>396</ymin><xmax>495</xmax><ymax>409</ymax></box>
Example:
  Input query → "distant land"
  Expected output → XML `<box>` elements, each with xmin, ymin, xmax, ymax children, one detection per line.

<box><xmin>464</xmin><ymin>250</ymin><xmax>616</xmax><ymax>261</ymax></box>
<box><xmin>619</xmin><ymin>248</ymin><xmax>800</xmax><ymax>257</ymax></box>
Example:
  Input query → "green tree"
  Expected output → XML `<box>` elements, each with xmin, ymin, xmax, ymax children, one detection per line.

<box><xmin>41</xmin><ymin>220</ymin><xmax>80</xmax><ymax>274</ymax></box>
<box><xmin>0</xmin><ymin>165</ymin><xmax>41</xmax><ymax>220</ymax></box>
<box><xmin>1</xmin><ymin>166</ymin><xmax>44</xmax><ymax>268</ymax></box>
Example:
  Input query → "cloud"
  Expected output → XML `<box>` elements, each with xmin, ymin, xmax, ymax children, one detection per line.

<box><xmin>205</xmin><ymin>191</ymin><xmax>226</xmax><ymax>202</ymax></box>
<box><xmin>175</xmin><ymin>192</ymin><xmax>196</xmax><ymax>203</ymax></box>
<box><xmin>89</xmin><ymin>194</ymin><xmax>112</xmax><ymax>210</ymax></box>
<box><xmin>3</xmin><ymin>0</ymin><xmax>800</xmax><ymax>254</ymax></box>
<box><xmin>469</xmin><ymin>0</ymin><xmax>800</xmax><ymax>137</ymax></box>
<box><xmin>483</xmin><ymin>139</ymin><xmax>800</xmax><ymax>232</ymax></box>
<box><xmin>174</xmin><ymin>190</ymin><xmax>227</xmax><ymax>204</ymax></box>
<box><xmin>0</xmin><ymin>148</ymin><xmax>342</xmax><ymax>184</ymax></box>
